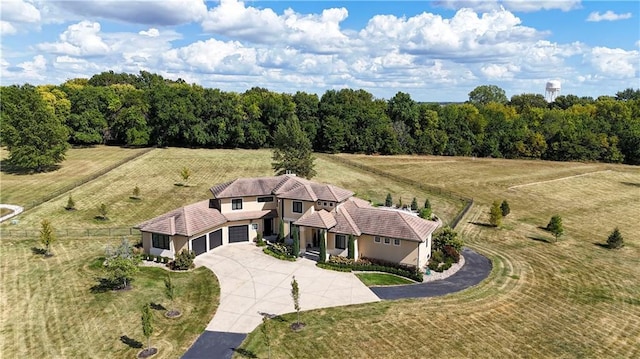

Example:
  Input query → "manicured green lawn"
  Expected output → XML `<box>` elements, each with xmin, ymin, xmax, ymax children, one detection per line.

<box><xmin>355</xmin><ymin>272</ymin><xmax>415</xmax><ymax>286</ymax></box>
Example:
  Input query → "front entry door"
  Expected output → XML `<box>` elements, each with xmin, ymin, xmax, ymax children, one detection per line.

<box><xmin>263</xmin><ymin>219</ymin><xmax>272</xmax><ymax>236</ymax></box>
<box><xmin>312</xmin><ymin>229</ymin><xmax>319</xmax><ymax>247</ymax></box>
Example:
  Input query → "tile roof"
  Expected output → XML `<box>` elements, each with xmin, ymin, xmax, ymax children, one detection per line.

<box><xmin>223</xmin><ymin>209</ymin><xmax>277</xmax><ymax>222</ymax></box>
<box><xmin>212</xmin><ymin>174</ymin><xmax>354</xmax><ymax>203</ymax></box>
<box><xmin>294</xmin><ymin>209</ymin><xmax>337</xmax><ymax>229</ymax></box>
<box><xmin>329</xmin><ymin>198</ymin><xmax>440</xmax><ymax>242</ymax></box>
<box><xmin>135</xmin><ymin>200</ymin><xmax>227</xmax><ymax>237</ymax></box>
<box><xmin>210</xmin><ymin>176</ymin><xmax>286</xmax><ymax>198</ymax></box>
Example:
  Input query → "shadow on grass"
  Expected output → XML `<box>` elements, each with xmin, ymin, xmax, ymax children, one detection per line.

<box><xmin>90</xmin><ymin>277</ymin><xmax>129</xmax><ymax>293</ymax></box>
<box><xmin>470</xmin><ymin>221</ymin><xmax>496</xmax><ymax>228</ymax></box>
<box><xmin>150</xmin><ymin>302</ymin><xmax>166</xmax><ymax>311</ymax></box>
<box><xmin>0</xmin><ymin>159</ymin><xmax>61</xmax><ymax>175</ymax></box>
<box><xmin>234</xmin><ymin>348</ymin><xmax>257</xmax><ymax>358</ymax></box>
<box><xmin>528</xmin><ymin>236</ymin><xmax>552</xmax><ymax>244</ymax></box>
<box><xmin>621</xmin><ymin>182</ymin><xmax>640</xmax><ymax>188</ymax></box>
<box><xmin>31</xmin><ymin>247</ymin><xmax>47</xmax><ymax>255</ymax></box>
<box><xmin>258</xmin><ymin>311</ymin><xmax>287</xmax><ymax>322</ymax></box>
<box><xmin>120</xmin><ymin>335</ymin><xmax>143</xmax><ymax>349</ymax></box>
<box><xmin>538</xmin><ymin>226</ymin><xmax>550</xmax><ymax>231</ymax></box>
<box><xmin>593</xmin><ymin>242</ymin><xmax>611</xmax><ymax>249</ymax></box>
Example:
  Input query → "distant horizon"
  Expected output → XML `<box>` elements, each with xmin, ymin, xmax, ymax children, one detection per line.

<box><xmin>1</xmin><ymin>1</ymin><xmax>638</xmax><ymax>102</ymax></box>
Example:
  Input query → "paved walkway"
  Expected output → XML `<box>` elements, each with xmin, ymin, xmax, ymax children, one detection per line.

<box><xmin>371</xmin><ymin>248</ymin><xmax>492</xmax><ymax>300</ymax></box>
<box><xmin>0</xmin><ymin>204</ymin><xmax>23</xmax><ymax>223</ymax></box>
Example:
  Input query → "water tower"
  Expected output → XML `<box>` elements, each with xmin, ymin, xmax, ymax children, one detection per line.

<box><xmin>545</xmin><ymin>80</ymin><xmax>561</xmax><ymax>102</ymax></box>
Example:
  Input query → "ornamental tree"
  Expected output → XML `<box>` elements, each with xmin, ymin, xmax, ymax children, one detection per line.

<box><xmin>547</xmin><ymin>215</ymin><xmax>564</xmax><ymax>242</ymax></box>
<box><xmin>385</xmin><ymin>193</ymin><xmax>393</xmax><ymax>207</ymax></box>
<box><xmin>39</xmin><ymin>219</ymin><xmax>56</xmax><ymax>256</ymax></box>
<box><xmin>347</xmin><ymin>234</ymin><xmax>355</xmax><ymax>259</ymax></box>
<box><xmin>489</xmin><ymin>200</ymin><xmax>502</xmax><ymax>227</ymax></box>
<box><xmin>500</xmin><ymin>200</ymin><xmax>510</xmax><ymax>217</ymax></box>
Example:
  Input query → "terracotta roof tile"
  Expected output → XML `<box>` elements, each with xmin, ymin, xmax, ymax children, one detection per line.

<box><xmin>135</xmin><ymin>200</ymin><xmax>227</xmax><ymax>237</ymax></box>
<box><xmin>210</xmin><ymin>176</ymin><xmax>286</xmax><ymax>198</ymax></box>
<box><xmin>223</xmin><ymin>209</ymin><xmax>277</xmax><ymax>222</ymax></box>
<box><xmin>294</xmin><ymin>210</ymin><xmax>337</xmax><ymax>229</ymax></box>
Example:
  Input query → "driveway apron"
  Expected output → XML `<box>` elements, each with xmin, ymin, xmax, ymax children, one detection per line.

<box><xmin>194</xmin><ymin>243</ymin><xmax>380</xmax><ymax>334</ymax></box>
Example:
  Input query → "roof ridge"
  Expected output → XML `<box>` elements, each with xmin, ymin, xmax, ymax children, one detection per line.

<box><xmin>397</xmin><ymin>211</ymin><xmax>421</xmax><ymax>241</ymax></box>
<box><xmin>339</xmin><ymin>205</ymin><xmax>361</xmax><ymax>235</ymax></box>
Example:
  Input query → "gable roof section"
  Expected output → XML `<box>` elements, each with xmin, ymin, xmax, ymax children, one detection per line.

<box><xmin>277</xmin><ymin>183</ymin><xmax>318</xmax><ymax>201</ymax></box>
<box><xmin>210</xmin><ymin>176</ymin><xmax>285</xmax><ymax>199</ymax></box>
<box><xmin>135</xmin><ymin>200</ymin><xmax>227</xmax><ymax>237</ymax></box>
<box><xmin>294</xmin><ymin>209</ymin><xmax>337</xmax><ymax>229</ymax></box>
<box><xmin>331</xmin><ymin>198</ymin><xmax>439</xmax><ymax>242</ymax></box>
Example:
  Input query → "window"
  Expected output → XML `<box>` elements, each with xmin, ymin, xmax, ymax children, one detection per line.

<box><xmin>330</xmin><ymin>203</ymin><xmax>334</xmax><ymax>206</ymax></box>
<box><xmin>394</xmin><ymin>239</ymin><xmax>401</xmax><ymax>246</ymax></box>
<box><xmin>232</xmin><ymin>198</ymin><xmax>243</xmax><ymax>210</ymax></box>
<box><xmin>323</xmin><ymin>202</ymin><xmax>327</xmax><ymax>206</ymax></box>
<box><xmin>374</xmin><ymin>236</ymin><xmax>381</xmax><ymax>243</ymax></box>
<box><xmin>292</xmin><ymin>201</ymin><xmax>303</xmax><ymax>213</ymax></box>
<box><xmin>317</xmin><ymin>201</ymin><xmax>321</xmax><ymax>205</ymax></box>
<box><xmin>152</xmin><ymin>233</ymin><xmax>170</xmax><ymax>250</ymax></box>
<box><xmin>252</xmin><ymin>223</ymin><xmax>258</xmax><ymax>230</ymax></box>
<box><xmin>257</xmin><ymin>196</ymin><xmax>274</xmax><ymax>203</ymax></box>
<box><xmin>335</xmin><ymin>235</ymin><xmax>346</xmax><ymax>249</ymax></box>
<box><xmin>384</xmin><ymin>237</ymin><xmax>391</xmax><ymax>245</ymax></box>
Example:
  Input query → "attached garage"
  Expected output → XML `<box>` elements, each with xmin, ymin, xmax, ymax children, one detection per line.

<box><xmin>228</xmin><ymin>225</ymin><xmax>249</xmax><ymax>243</ymax></box>
<box><xmin>191</xmin><ymin>235</ymin><xmax>207</xmax><ymax>256</ymax></box>
<box><xmin>209</xmin><ymin>229</ymin><xmax>222</xmax><ymax>250</ymax></box>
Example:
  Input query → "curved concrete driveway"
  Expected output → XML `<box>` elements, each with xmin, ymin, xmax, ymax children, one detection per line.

<box><xmin>195</xmin><ymin>243</ymin><xmax>380</xmax><ymax>334</ymax></box>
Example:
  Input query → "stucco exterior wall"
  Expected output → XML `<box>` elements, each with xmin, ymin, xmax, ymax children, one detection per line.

<box><xmin>357</xmin><ymin>234</ymin><xmax>424</xmax><ymax>267</ymax></box>
<box><xmin>219</xmin><ymin>196</ymin><xmax>277</xmax><ymax>214</ymax></box>
<box><xmin>282</xmin><ymin>199</ymin><xmax>313</xmax><ymax>221</ymax></box>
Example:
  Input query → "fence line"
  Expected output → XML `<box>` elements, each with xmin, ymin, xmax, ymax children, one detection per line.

<box><xmin>0</xmin><ymin>227</ymin><xmax>141</xmax><ymax>239</ymax></box>
<box><xmin>321</xmin><ymin>154</ymin><xmax>474</xmax><ymax>229</ymax></box>
<box><xmin>22</xmin><ymin>147</ymin><xmax>155</xmax><ymax>211</ymax></box>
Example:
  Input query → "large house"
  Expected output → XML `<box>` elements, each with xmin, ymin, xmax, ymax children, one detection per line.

<box><xmin>136</xmin><ymin>175</ymin><xmax>440</xmax><ymax>268</ymax></box>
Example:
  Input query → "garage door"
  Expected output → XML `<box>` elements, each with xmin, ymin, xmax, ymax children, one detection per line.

<box><xmin>209</xmin><ymin>229</ymin><xmax>222</xmax><ymax>250</ymax></box>
<box><xmin>192</xmin><ymin>235</ymin><xmax>207</xmax><ymax>256</ymax></box>
<box><xmin>228</xmin><ymin>225</ymin><xmax>249</xmax><ymax>243</ymax></box>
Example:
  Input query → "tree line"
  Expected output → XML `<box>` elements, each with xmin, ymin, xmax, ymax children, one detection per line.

<box><xmin>1</xmin><ymin>71</ymin><xmax>638</xmax><ymax>171</ymax></box>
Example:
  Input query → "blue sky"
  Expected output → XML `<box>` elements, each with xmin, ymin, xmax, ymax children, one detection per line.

<box><xmin>1</xmin><ymin>0</ymin><xmax>638</xmax><ymax>101</ymax></box>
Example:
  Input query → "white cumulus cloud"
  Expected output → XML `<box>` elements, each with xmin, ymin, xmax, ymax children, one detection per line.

<box><xmin>201</xmin><ymin>0</ymin><xmax>349</xmax><ymax>53</ymax></box>
<box><xmin>588</xmin><ymin>47</ymin><xmax>639</xmax><ymax>78</ymax></box>
<box><xmin>162</xmin><ymin>38</ymin><xmax>258</xmax><ymax>74</ymax></box>
<box><xmin>586</xmin><ymin>11</ymin><xmax>632</xmax><ymax>22</ymax></box>
<box><xmin>2</xmin><ymin>0</ymin><xmax>41</xmax><ymax>23</ymax></box>
<box><xmin>434</xmin><ymin>0</ymin><xmax>581</xmax><ymax>12</ymax></box>
<box><xmin>37</xmin><ymin>21</ymin><xmax>110</xmax><ymax>56</ymax></box>
<box><xmin>139</xmin><ymin>28</ymin><xmax>160</xmax><ymax>37</ymax></box>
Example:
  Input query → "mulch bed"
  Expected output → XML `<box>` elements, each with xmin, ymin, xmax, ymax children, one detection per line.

<box><xmin>290</xmin><ymin>322</ymin><xmax>306</xmax><ymax>332</ymax></box>
<box><xmin>137</xmin><ymin>347</ymin><xmax>158</xmax><ymax>358</ymax></box>
<box><xmin>165</xmin><ymin>310</ymin><xmax>182</xmax><ymax>319</ymax></box>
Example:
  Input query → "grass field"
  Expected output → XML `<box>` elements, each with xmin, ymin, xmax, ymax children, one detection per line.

<box><xmin>0</xmin><ymin>146</ymin><xmax>149</xmax><ymax>208</ymax></box>
<box><xmin>0</xmin><ymin>237</ymin><xmax>218</xmax><ymax>358</ymax></box>
<box><xmin>237</xmin><ymin>154</ymin><xmax>640</xmax><ymax>358</ymax></box>
<box><xmin>2</xmin><ymin>149</ymin><xmax>462</xmax><ymax>231</ymax></box>
<box><xmin>2</xmin><ymin>148</ymin><xmax>639</xmax><ymax>358</ymax></box>
<box><xmin>355</xmin><ymin>272</ymin><xmax>415</xmax><ymax>286</ymax></box>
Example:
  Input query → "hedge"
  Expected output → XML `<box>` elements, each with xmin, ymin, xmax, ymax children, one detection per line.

<box><xmin>263</xmin><ymin>247</ymin><xmax>297</xmax><ymax>262</ymax></box>
<box><xmin>317</xmin><ymin>261</ymin><xmax>423</xmax><ymax>282</ymax></box>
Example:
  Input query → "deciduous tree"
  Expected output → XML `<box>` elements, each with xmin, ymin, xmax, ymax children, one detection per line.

<box><xmin>141</xmin><ymin>303</ymin><xmax>154</xmax><ymax>353</ymax></box>
<box><xmin>39</xmin><ymin>219</ymin><xmax>56</xmax><ymax>256</ymax></box>
<box><xmin>65</xmin><ymin>195</ymin><xmax>76</xmax><ymax>210</ymax></box>
<box><xmin>547</xmin><ymin>215</ymin><xmax>564</xmax><ymax>242</ymax></box>
<box><xmin>291</xmin><ymin>276</ymin><xmax>301</xmax><ymax>326</ymax></box>
<box><xmin>489</xmin><ymin>201</ymin><xmax>502</xmax><ymax>227</ymax></box>
<box><xmin>1</xmin><ymin>85</ymin><xmax>69</xmax><ymax>172</ymax></box>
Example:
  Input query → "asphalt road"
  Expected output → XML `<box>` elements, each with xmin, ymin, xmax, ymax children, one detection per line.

<box><xmin>371</xmin><ymin>247</ymin><xmax>492</xmax><ymax>300</ymax></box>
